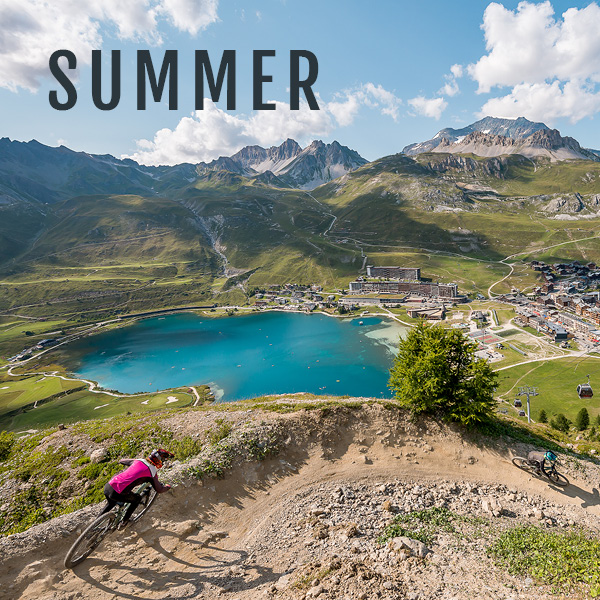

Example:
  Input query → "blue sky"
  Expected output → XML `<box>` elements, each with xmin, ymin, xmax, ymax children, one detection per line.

<box><xmin>1</xmin><ymin>0</ymin><xmax>600</xmax><ymax>164</ymax></box>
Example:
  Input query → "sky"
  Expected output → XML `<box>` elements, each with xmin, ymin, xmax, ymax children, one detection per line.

<box><xmin>1</xmin><ymin>0</ymin><xmax>600</xmax><ymax>164</ymax></box>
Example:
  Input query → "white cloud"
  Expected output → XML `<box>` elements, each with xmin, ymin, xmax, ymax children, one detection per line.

<box><xmin>467</xmin><ymin>1</ymin><xmax>600</xmax><ymax>123</ymax></box>
<box><xmin>450</xmin><ymin>64</ymin><xmax>463</xmax><ymax>79</ymax></box>
<box><xmin>328</xmin><ymin>83</ymin><xmax>402</xmax><ymax>126</ymax></box>
<box><xmin>439</xmin><ymin>63</ymin><xmax>463</xmax><ymax>97</ymax></box>
<box><xmin>126</xmin><ymin>83</ymin><xmax>402</xmax><ymax>166</ymax></box>
<box><xmin>327</xmin><ymin>94</ymin><xmax>361</xmax><ymax>127</ymax></box>
<box><xmin>0</xmin><ymin>0</ymin><xmax>219</xmax><ymax>92</ymax></box>
<box><xmin>469</xmin><ymin>1</ymin><xmax>557</xmax><ymax>93</ymax></box>
<box><xmin>470</xmin><ymin>1</ymin><xmax>600</xmax><ymax>92</ymax></box>
<box><xmin>159</xmin><ymin>0</ymin><xmax>219</xmax><ymax>35</ymax></box>
<box><xmin>480</xmin><ymin>80</ymin><xmax>600</xmax><ymax>123</ymax></box>
<box><xmin>408</xmin><ymin>96</ymin><xmax>448</xmax><ymax>120</ymax></box>
<box><xmin>361</xmin><ymin>83</ymin><xmax>402</xmax><ymax>120</ymax></box>
<box><xmin>440</xmin><ymin>80</ymin><xmax>459</xmax><ymax>97</ymax></box>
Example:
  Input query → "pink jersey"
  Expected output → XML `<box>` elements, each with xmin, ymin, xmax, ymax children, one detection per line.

<box><xmin>108</xmin><ymin>459</ymin><xmax>164</xmax><ymax>494</ymax></box>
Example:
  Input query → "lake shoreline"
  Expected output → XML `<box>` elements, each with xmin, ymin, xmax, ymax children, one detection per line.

<box><xmin>4</xmin><ymin>308</ymin><xmax>407</xmax><ymax>402</ymax></box>
<box><xmin>49</xmin><ymin>311</ymin><xmax>405</xmax><ymax>399</ymax></box>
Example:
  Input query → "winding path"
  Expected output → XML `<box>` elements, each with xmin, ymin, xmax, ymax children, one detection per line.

<box><xmin>191</xmin><ymin>386</ymin><xmax>202</xmax><ymax>407</ymax></box>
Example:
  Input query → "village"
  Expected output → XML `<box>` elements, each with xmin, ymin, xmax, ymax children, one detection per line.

<box><xmin>498</xmin><ymin>260</ymin><xmax>600</xmax><ymax>350</ymax></box>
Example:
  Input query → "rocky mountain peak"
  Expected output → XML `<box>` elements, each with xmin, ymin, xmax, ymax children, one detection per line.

<box><xmin>403</xmin><ymin>116</ymin><xmax>550</xmax><ymax>156</ymax></box>
<box><xmin>526</xmin><ymin>128</ymin><xmax>583</xmax><ymax>152</ymax></box>
<box><xmin>198</xmin><ymin>138</ymin><xmax>367</xmax><ymax>190</ymax></box>
<box><xmin>405</xmin><ymin>117</ymin><xmax>598</xmax><ymax>163</ymax></box>
<box><xmin>271</xmin><ymin>138</ymin><xmax>302</xmax><ymax>160</ymax></box>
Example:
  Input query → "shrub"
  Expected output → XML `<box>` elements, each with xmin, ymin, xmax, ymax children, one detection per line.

<box><xmin>71</xmin><ymin>455</ymin><xmax>90</xmax><ymax>467</ymax></box>
<box><xmin>206</xmin><ymin>418</ymin><xmax>233</xmax><ymax>445</ymax></box>
<box><xmin>378</xmin><ymin>507</ymin><xmax>459</xmax><ymax>546</ymax></box>
<box><xmin>538</xmin><ymin>409</ymin><xmax>548</xmax><ymax>424</ymax></box>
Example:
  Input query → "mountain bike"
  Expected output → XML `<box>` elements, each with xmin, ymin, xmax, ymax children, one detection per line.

<box><xmin>64</xmin><ymin>482</ymin><xmax>158</xmax><ymax>568</ymax></box>
<box><xmin>511</xmin><ymin>456</ymin><xmax>570</xmax><ymax>487</ymax></box>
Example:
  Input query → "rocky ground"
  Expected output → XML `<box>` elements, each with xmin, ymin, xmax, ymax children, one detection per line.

<box><xmin>239</xmin><ymin>478</ymin><xmax>591</xmax><ymax>600</ymax></box>
<box><xmin>2</xmin><ymin>402</ymin><xmax>600</xmax><ymax>600</ymax></box>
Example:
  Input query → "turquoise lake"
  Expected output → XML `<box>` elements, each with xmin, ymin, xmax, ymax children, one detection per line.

<box><xmin>64</xmin><ymin>312</ymin><xmax>406</xmax><ymax>400</ymax></box>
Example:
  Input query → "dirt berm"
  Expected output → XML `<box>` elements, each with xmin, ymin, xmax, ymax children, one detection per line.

<box><xmin>2</xmin><ymin>402</ymin><xmax>600</xmax><ymax>600</ymax></box>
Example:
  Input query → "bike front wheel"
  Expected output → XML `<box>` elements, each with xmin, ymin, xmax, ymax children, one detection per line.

<box><xmin>64</xmin><ymin>511</ymin><xmax>116</xmax><ymax>569</ymax></box>
<box><xmin>546</xmin><ymin>469</ymin><xmax>569</xmax><ymax>487</ymax></box>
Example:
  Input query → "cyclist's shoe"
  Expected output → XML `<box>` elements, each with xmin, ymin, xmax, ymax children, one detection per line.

<box><xmin>118</xmin><ymin>519</ymin><xmax>131</xmax><ymax>531</ymax></box>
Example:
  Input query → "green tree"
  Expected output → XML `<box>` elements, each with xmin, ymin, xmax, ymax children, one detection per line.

<box><xmin>550</xmin><ymin>413</ymin><xmax>570</xmax><ymax>433</ymax></box>
<box><xmin>538</xmin><ymin>409</ymin><xmax>548</xmax><ymax>423</ymax></box>
<box><xmin>595</xmin><ymin>415</ymin><xmax>600</xmax><ymax>427</ymax></box>
<box><xmin>388</xmin><ymin>322</ymin><xmax>498</xmax><ymax>426</ymax></box>
<box><xmin>575</xmin><ymin>407</ymin><xmax>590</xmax><ymax>431</ymax></box>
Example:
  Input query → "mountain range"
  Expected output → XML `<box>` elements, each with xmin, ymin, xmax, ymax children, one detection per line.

<box><xmin>0</xmin><ymin>116</ymin><xmax>595</xmax><ymax>211</ymax></box>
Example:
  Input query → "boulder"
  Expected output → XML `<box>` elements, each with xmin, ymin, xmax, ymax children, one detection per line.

<box><xmin>306</xmin><ymin>584</ymin><xmax>324</xmax><ymax>597</ymax></box>
<box><xmin>481</xmin><ymin>496</ymin><xmax>503</xmax><ymax>517</ymax></box>
<box><xmin>89</xmin><ymin>448</ymin><xmax>108</xmax><ymax>463</ymax></box>
<box><xmin>388</xmin><ymin>536</ymin><xmax>431</xmax><ymax>558</ymax></box>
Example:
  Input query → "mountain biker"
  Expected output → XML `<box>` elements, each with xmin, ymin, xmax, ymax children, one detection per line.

<box><xmin>528</xmin><ymin>449</ymin><xmax>557</xmax><ymax>476</ymax></box>
<box><xmin>100</xmin><ymin>448</ymin><xmax>174</xmax><ymax>528</ymax></box>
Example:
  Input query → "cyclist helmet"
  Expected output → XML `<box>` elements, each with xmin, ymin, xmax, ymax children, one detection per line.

<box><xmin>147</xmin><ymin>448</ymin><xmax>175</xmax><ymax>469</ymax></box>
<box><xmin>544</xmin><ymin>450</ymin><xmax>557</xmax><ymax>463</ymax></box>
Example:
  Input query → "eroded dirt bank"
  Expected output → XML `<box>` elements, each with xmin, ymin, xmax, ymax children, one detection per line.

<box><xmin>2</xmin><ymin>403</ymin><xmax>600</xmax><ymax>600</ymax></box>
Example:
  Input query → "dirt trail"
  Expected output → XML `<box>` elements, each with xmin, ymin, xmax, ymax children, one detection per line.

<box><xmin>2</xmin><ymin>405</ymin><xmax>600</xmax><ymax>600</ymax></box>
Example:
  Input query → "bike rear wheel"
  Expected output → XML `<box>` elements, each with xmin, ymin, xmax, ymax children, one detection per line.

<box><xmin>130</xmin><ymin>487</ymin><xmax>158</xmax><ymax>523</ymax></box>
<box><xmin>64</xmin><ymin>511</ymin><xmax>116</xmax><ymax>569</ymax></box>
<box><xmin>546</xmin><ymin>469</ymin><xmax>569</xmax><ymax>487</ymax></box>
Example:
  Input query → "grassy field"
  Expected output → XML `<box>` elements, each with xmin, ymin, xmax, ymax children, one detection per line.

<box><xmin>496</xmin><ymin>357</ymin><xmax>600</xmax><ymax>422</ymax></box>
<box><xmin>0</xmin><ymin>375</ymin><xmax>83</xmax><ymax>413</ymax></box>
<box><xmin>0</xmin><ymin>370</ymin><xmax>213</xmax><ymax>431</ymax></box>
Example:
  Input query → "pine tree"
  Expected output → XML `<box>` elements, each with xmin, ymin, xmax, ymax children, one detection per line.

<box><xmin>538</xmin><ymin>409</ymin><xmax>548</xmax><ymax>423</ymax></box>
<box><xmin>388</xmin><ymin>322</ymin><xmax>498</xmax><ymax>426</ymax></box>
<box><xmin>575</xmin><ymin>407</ymin><xmax>590</xmax><ymax>431</ymax></box>
<box><xmin>550</xmin><ymin>413</ymin><xmax>570</xmax><ymax>433</ymax></box>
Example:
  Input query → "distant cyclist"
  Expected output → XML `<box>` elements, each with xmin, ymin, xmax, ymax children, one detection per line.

<box><xmin>100</xmin><ymin>448</ymin><xmax>174</xmax><ymax>528</ymax></box>
<box><xmin>528</xmin><ymin>449</ymin><xmax>557</xmax><ymax>476</ymax></box>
